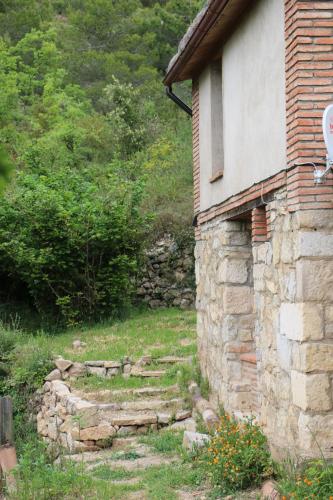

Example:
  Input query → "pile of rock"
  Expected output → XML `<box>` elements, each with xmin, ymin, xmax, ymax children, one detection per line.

<box><xmin>37</xmin><ymin>380</ymin><xmax>193</xmax><ymax>453</ymax></box>
<box><xmin>45</xmin><ymin>355</ymin><xmax>191</xmax><ymax>382</ymax></box>
<box><xmin>136</xmin><ymin>235</ymin><xmax>195</xmax><ymax>309</ymax></box>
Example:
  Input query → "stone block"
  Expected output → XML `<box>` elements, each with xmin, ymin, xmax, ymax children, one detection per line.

<box><xmin>73</xmin><ymin>401</ymin><xmax>99</xmax><ymax>428</ymax></box>
<box><xmin>296</xmin><ymin>260</ymin><xmax>333</xmax><ymax>302</ymax></box>
<box><xmin>87</xmin><ymin>366</ymin><xmax>106</xmax><ymax>377</ymax></box>
<box><xmin>298</xmin><ymin>412</ymin><xmax>333</xmax><ymax>455</ymax></box>
<box><xmin>68</xmin><ymin>362</ymin><xmax>87</xmax><ymax>378</ymax></box>
<box><xmin>217</xmin><ymin>258</ymin><xmax>248</xmax><ymax>284</ymax></box>
<box><xmin>291</xmin><ymin>371</ymin><xmax>331</xmax><ymax>411</ymax></box>
<box><xmin>55</xmin><ymin>358</ymin><xmax>73</xmax><ymax>372</ymax></box>
<box><xmin>73</xmin><ymin>423</ymin><xmax>116</xmax><ymax>441</ymax></box>
<box><xmin>293</xmin><ymin>343</ymin><xmax>333</xmax><ymax>372</ymax></box>
<box><xmin>104</xmin><ymin>361</ymin><xmax>122</xmax><ymax>369</ymax></box>
<box><xmin>106</xmin><ymin>368</ymin><xmax>120</xmax><ymax>377</ymax></box>
<box><xmin>280</xmin><ymin>303</ymin><xmax>323</xmax><ymax>341</ymax></box>
<box><xmin>182</xmin><ymin>431</ymin><xmax>210</xmax><ymax>451</ymax></box>
<box><xmin>45</xmin><ymin>369</ymin><xmax>62</xmax><ymax>382</ymax></box>
<box><xmin>325</xmin><ymin>305</ymin><xmax>333</xmax><ymax>337</ymax></box>
<box><xmin>294</xmin><ymin>210</ymin><xmax>333</xmax><ymax>231</ymax></box>
<box><xmin>223</xmin><ymin>286</ymin><xmax>253</xmax><ymax>314</ymax></box>
<box><xmin>295</xmin><ymin>232</ymin><xmax>333</xmax><ymax>259</ymax></box>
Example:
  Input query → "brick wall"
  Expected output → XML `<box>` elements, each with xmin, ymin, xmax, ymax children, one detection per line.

<box><xmin>285</xmin><ymin>1</ymin><xmax>333</xmax><ymax>211</ymax></box>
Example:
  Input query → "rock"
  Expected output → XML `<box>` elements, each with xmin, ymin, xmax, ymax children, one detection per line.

<box><xmin>68</xmin><ymin>362</ymin><xmax>87</xmax><ymax>378</ymax></box>
<box><xmin>84</xmin><ymin>361</ymin><xmax>105</xmax><ymax>367</ymax></box>
<box><xmin>73</xmin><ymin>423</ymin><xmax>116</xmax><ymax>441</ymax></box>
<box><xmin>55</xmin><ymin>358</ymin><xmax>73</xmax><ymax>372</ymax></box>
<box><xmin>135</xmin><ymin>355</ymin><xmax>152</xmax><ymax>367</ymax></box>
<box><xmin>182</xmin><ymin>431</ymin><xmax>210</xmax><ymax>451</ymax></box>
<box><xmin>45</xmin><ymin>369</ymin><xmax>62</xmax><ymax>381</ymax></box>
<box><xmin>87</xmin><ymin>366</ymin><xmax>106</xmax><ymax>377</ymax></box>
<box><xmin>43</xmin><ymin>382</ymin><xmax>51</xmax><ymax>392</ymax></box>
<box><xmin>104</xmin><ymin>361</ymin><xmax>122</xmax><ymax>369</ymax></box>
<box><xmin>117</xmin><ymin>426</ymin><xmax>137</xmax><ymax>436</ymax></box>
<box><xmin>73</xmin><ymin>400</ymin><xmax>99</xmax><ymax>428</ymax></box>
<box><xmin>170</xmin><ymin>418</ymin><xmax>197</xmax><ymax>432</ymax></box>
<box><xmin>72</xmin><ymin>340</ymin><xmax>87</xmax><ymax>349</ymax></box>
<box><xmin>72</xmin><ymin>440</ymin><xmax>99</xmax><ymax>452</ymax></box>
<box><xmin>106</xmin><ymin>368</ymin><xmax>120</xmax><ymax>377</ymax></box>
<box><xmin>261</xmin><ymin>480</ymin><xmax>279</xmax><ymax>499</ymax></box>
<box><xmin>157</xmin><ymin>412</ymin><xmax>172</xmax><ymax>425</ymax></box>
<box><xmin>50</xmin><ymin>380</ymin><xmax>70</xmax><ymax>396</ymax></box>
<box><xmin>175</xmin><ymin>409</ymin><xmax>192</xmax><ymax>421</ymax></box>
<box><xmin>108</xmin><ymin>412</ymin><xmax>157</xmax><ymax>426</ymax></box>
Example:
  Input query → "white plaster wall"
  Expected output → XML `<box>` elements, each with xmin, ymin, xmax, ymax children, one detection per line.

<box><xmin>199</xmin><ymin>0</ymin><xmax>287</xmax><ymax>211</ymax></box>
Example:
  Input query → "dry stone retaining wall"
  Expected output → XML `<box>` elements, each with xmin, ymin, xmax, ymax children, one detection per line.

<box><xmin>137</xmin><ymin>235</ymin><xmax>195</xmax><ymax>309</ymax></box>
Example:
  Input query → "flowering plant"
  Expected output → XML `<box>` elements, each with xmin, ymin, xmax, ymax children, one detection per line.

<box><xmin>202</xmin><ymin>412</ymin><xmax>273</xmax><ymax>493</ymax></box>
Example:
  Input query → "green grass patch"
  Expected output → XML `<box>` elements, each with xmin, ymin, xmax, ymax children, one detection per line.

<box><xmin>91</xmin><ymin>465</ymin><xmax>137</xmax><ymax>481</ymax></box>
<box><xmin>139</xmin><ymin>430</ymin><xmax>184</xmax><ymax>454</ymax></box>
<box><xmin>139</xmin><ymin>463</ymin><xmax>206</xmax><ymax>500</ymax></box>
<box><xmin>45</xmin><ymin>308</ymin><xmax>196</xmax><ymax>363</ymax></box>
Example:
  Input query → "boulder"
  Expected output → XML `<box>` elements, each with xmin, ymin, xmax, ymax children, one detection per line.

<box><xmin>45</xmin><ymin>369</ymin><xmax>62</xmax><ymax>381</ymax></box>
<box><xmin>72</xmin><ymin>340</ymin><xmax>87</xmax><ymax>349</ymax></box>
<box><xmin>68</xmin><ymin>362</ymin><xmax>87</xmax><ymax>378</ymax></box>
<box><xmin>182</xmin><ymin>431</ymin><xmax>210</xmax><ymax>451</ymax></box>
<box><xmin>55</xmin><ymin>358</ymin><xmax>73</xmax><ymax>372</ymax></box>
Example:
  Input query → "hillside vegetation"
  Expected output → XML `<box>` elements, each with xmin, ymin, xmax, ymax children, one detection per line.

<box><xmin>0</xmin><ymin>0</ymin><xmax>202</xmax><ymax>325</ymax></box>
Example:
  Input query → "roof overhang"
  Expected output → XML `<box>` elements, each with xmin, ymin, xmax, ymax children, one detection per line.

<box><xmin>164</xmin><ymin>0</ymin><xmax>255</xmax><ymax>86</ymax></box>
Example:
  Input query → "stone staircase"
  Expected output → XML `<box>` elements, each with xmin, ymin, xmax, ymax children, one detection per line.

<box><xmin>38</xmin><ymin>355</ymin><xmax>195</xmax><ymax>454</ymax></box>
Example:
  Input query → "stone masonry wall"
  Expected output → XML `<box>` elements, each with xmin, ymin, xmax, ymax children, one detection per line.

<box><xmin>195</xmin><ymin>218</ymin><xmax>257</xmax><ymax>416</ymax></box>
<box><xmin>196</xmin><ymin>187</ymin><xmax>333</xmax><ymax>459</ymax></box>
<box><xmin>255</xmin><ymin>189</ymin><xmax>333</xmax><ymax>459</ymax></box>
<box><xmin>137</xmin><ymin>235</ymin><xmax>195</xmax><ymax>309</ymax></box>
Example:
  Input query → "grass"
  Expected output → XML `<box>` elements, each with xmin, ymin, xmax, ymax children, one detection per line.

<box><xmin>139</xmin><ymin>430</ymin><xmax>184</xmax><ymax>454</ymax></box>
<box><xmin>45</xmin><ymin>308</ymin><xmax>197</xmax><ymax>363</ymax></box>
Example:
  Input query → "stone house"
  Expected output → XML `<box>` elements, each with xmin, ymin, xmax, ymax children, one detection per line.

<box><xmin>164</xmin><ymin>0</ymin><xmax>333</xmax><ymax>459</ymax></box>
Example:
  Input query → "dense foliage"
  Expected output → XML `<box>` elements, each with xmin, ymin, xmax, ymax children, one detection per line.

<box><xmin>0</xmin><ymin>0</ymin><xmax>202</xmax><ymax>323</ymax></box>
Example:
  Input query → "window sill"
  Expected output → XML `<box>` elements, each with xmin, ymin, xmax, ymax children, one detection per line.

<box><xmin>209</xmin><ymin>170</ymin><xmax>224</xmax><ymax>183</ymax></box>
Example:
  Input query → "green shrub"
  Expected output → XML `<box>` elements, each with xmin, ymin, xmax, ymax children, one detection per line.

<box><xmin>200</xmin><ymin>412</ymin><xmax>273</xmax><ymax>494</ymax></box>
<box><xmin>277</xmin><ymin>459</ymin><xmax>333</xmax><ymax>500</ymax></box>
<box><xmin>0</xmin><ymin>166</ymin><xmax>148</xmax><ymax>325</ymax></box>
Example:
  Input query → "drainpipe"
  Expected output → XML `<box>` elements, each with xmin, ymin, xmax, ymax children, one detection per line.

<box><xmin>166</xmin><ymin>86</ymin><xmax>192</xmax><ymax>117</ymax></box>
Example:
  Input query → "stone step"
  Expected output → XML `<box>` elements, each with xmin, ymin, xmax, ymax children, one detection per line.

<box><xmin>68</xmin><ymin>437</ymin><xmax>177</xmax><ymax>471</ymax></box>
<box><xmin>156</xmin><ymin>356</ymin><xmax>191</xmax><ymax>364</ymax></box>
<box><xmin>118</xmin><ymin>397</ymin><xmax>186</xmax><ymax>412</ymax></box>
<box><xmin>72</xmin><ymin>384</ymin><xmax>179</xmax><ymax>403</ymax></box>
<box><xmin>130</xmin><ymin>369</ymin><xmax>166</xmax><ymax>378</ymax></box>
<box><xmin>100</xmin><ymin>408</ymin><xmax>192</xmax><ymax>427</ymax></box>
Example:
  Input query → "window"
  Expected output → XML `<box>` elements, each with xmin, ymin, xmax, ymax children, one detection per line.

<box><xmin>209</xmin><ymin>59</ymin><xmax>223</xmax><ymax>183</ymax></box>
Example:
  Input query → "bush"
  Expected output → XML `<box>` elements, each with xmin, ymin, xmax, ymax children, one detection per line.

<box><xmin>201</xmin><ymin>413</ymin><xmax>273</xmax><ymax>494</ymax></box>
<box><xmin>277</xmin><ymin>459</ymin><xmax>333</xmax><ymax>499</ymax></box>
<box><xmin>0</xmin><ymin>166</ymin><xmax>148</xmax><ymax>325</ymax></box>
